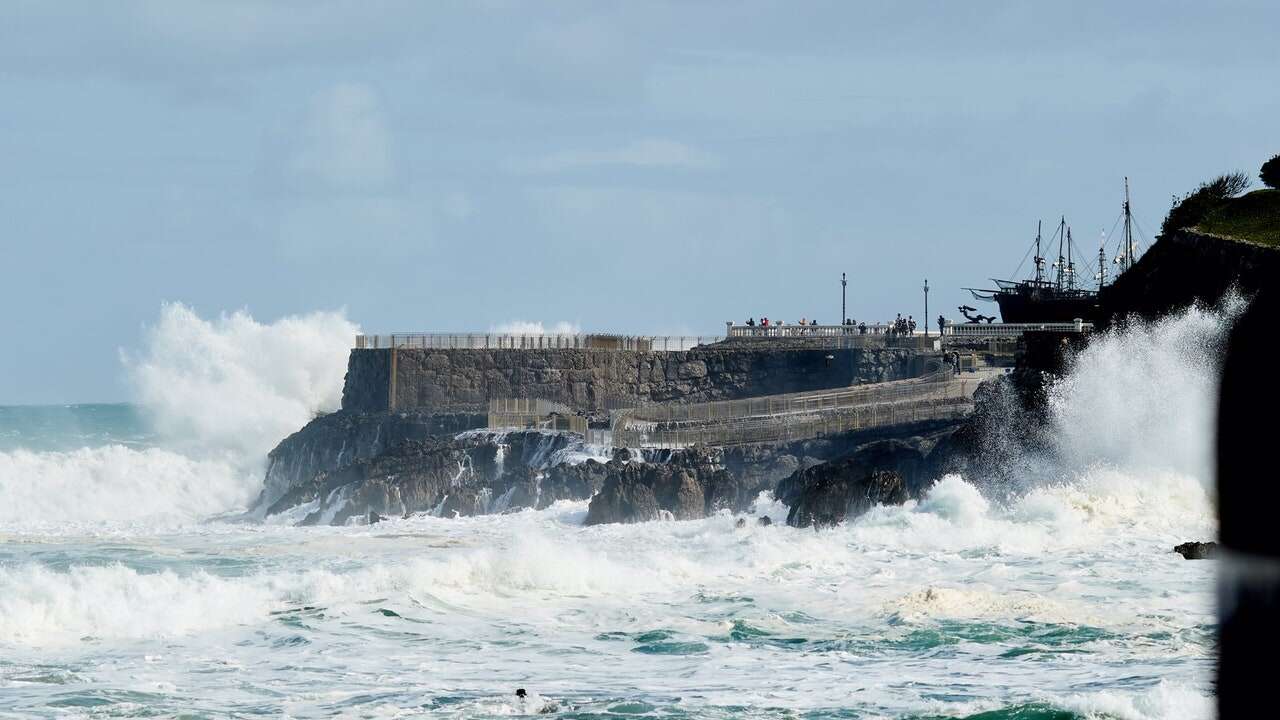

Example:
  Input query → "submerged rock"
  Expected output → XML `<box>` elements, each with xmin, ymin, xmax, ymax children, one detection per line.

<box><xmin>1174</xmin><ymin>541</ymin><xmax>1219</xmax><ymax>560</ymax></box>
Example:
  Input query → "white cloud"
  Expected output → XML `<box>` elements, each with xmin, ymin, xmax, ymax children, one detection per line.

<box><xmin>518</xmin><ymin>138</ymin><xmax>716</xmax><ymax>173</ymax></box>
<box><xmin>293</xmin><ymin>82</ymin><xmax>392</xmax><ymax>189</ymax></box>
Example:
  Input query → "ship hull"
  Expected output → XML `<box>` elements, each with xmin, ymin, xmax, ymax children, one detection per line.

<box><xmin>994</xmin><ymin>288</ymin><xmax>1099</xmax><ymax>323</ymax></box>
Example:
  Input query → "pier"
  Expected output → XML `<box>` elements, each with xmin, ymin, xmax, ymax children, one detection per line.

<box><xmin>345</xmin><ymin>321</ymin><xmax>1085</xmax><ymax>447</ymax></box>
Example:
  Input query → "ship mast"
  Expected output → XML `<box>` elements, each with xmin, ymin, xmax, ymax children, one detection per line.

<box><xmin>1055</xmin><ymin>216</ymin><xmax>1067</xmax><ymax>290</ymax></box>
<box><xmin>1097</xmin><ymin>233</ymin><xmax>1107</xmax><ymax>290</ymax></box>
<box><xmin>1034</xmin><ymin>220</ymin><xmax>1045</xmax><ymax>283</ymax></box>
<box><xmin>1066</xmin><ymin>226</ymin><xmax>1076</xmax><ymax>290</ymax></box>
<box><xmin>1122</xmin><ymin>176</ymin><xmax>1135</xmax><ymax>273</ymax></box>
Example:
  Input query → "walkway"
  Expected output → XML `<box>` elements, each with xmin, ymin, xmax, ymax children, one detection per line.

<box><xmin>611</xmin><ymin>369</ymin><xmax>1002</xmax><ymax>449</ymax></box>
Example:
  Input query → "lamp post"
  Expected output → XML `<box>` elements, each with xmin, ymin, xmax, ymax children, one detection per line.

<box><xmin>923</xmin><ymin>279</ymin><xmax>930</xmax><ymax>337</ymax></box>
<box><xmin>841</xmin><ymin>272</ymin><xmax>847</xmax><ymax>325</ymax></box>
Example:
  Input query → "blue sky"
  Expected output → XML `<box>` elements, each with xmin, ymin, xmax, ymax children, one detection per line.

<box><xmin>2</xmin><ymin>1</ymin><xmax>1277</xmax><ymax>404</ymax></box>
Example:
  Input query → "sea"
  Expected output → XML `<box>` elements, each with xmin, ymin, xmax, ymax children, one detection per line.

<box><xmin>0</xmin><ymin>301</ymin><xmax>1229</xmax><ymax>719</ymax></box>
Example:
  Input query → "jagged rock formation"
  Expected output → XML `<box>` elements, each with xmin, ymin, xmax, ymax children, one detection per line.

<box><xmin>255</xmin><ymin>410</ymin><xmax>484</xmax><ymax>510</ymax></box>
<box><xmin>774</xmin><ymin>432</ymin><xmax>960</xmax><ymax>528</ymax></box>
<box><xmin>583</xmin><ymin>449</ymin><xmax>740</xmax><ymax>525</ymax></box>
<box><xmin>259</xmin><ymin>429</ymin><xmax>608</xmax><ymax>525</ymax></box>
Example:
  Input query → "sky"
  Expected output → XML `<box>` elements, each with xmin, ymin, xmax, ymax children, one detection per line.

<box><xmin>1</xmin><ymin>1</ymin><xmax>1277</xmax><ymax>404</ymax></box>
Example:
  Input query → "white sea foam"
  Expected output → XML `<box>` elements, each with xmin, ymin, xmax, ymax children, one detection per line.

<box><xmin>0</xmin><ymin>445</ymin><xmax>252</xmax><ymax>528</ymax></box>
<box><xmin>0</xmin><ymin>563</ymin><xmax>275</xmax><ymax>645</ymax></box>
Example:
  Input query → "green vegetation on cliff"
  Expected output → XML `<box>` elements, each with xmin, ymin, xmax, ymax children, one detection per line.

<box><xmin>1194</xmin><ymin>189</ymin><xmax>1280</xmax><ymax>247</ymax></box>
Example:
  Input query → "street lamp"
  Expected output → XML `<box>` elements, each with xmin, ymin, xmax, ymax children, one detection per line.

<box><xmin>841</xmin><ymin>272</ymin><xmax>847</xmax><ymax>325</ymax></box>
<box><xmin>923</xmin><ymin>279</ymin><xmax>930</xmax><ymax>337</ymax></box>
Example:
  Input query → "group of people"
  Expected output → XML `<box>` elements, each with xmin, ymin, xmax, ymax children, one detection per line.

<box><xmin>741</xmin><ymin>313</ymin><xmax>949</xmax><ymax>338</ymax></box>
<box><xmin>744</xmin><ymin>317</ymin><xmax>822</xmax><ymax>329</ymax></box>
<box><xmin>888</xmin><ymin>314</ymin><xmax>917</xmax><ymax>336</ymax></box>
<box><xmin>743</xmin><ymin>317</ymin><xmax>829</xmax><ymax>335</ymax></box>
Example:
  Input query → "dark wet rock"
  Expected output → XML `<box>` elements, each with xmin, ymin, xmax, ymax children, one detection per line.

<box><xmin>776</xmin><ymin>432</ymin><xmax>960</xmax><ymax>528</ymax></box>
<box><xmin>263</xmin><ymin>430</ymin><xmax>608</xmax><ymax>526</ymax></box>
<box><xmin>1175</xmin><ymin>541</ymin><xmax>1219</xmax><ymax>560</ymax></box>
<box><xmin>757</xmin><ymin>516</ymin><xmax>772</xmax><ymax>526</ymax></box>
<box><xmin>584</xmin><ymin>448</ymin><xmax>730</xmax><ymax>525</ymax></box>
<box><xmin>735</xmin><ymin>518</ymin><xmax>747</xmax><ymax>528</ymax></box>
<box><xmin>255</xmin><ymin>410</ymin><xmax>484</xmax><ymax>511</ymax></box>
<box><xmin>367</xmin><ymin>511</ymin><xmax>385</xmax><ymax>524</ymax></box>
<box><xmin>275</xmin><ymin>437</ymin><xmax>474</xmax><ymax>526</ymax></box>
<box><xmin>584</xmin><ymin>467</ymin><xmax>662</xmax><ymax>525</ymax></box>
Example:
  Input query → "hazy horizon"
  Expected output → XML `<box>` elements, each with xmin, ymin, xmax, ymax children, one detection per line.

<box><xmin>2</xmin><ymin>1</ymin><xmax>1277</xmax><ymax>404</ymax></box>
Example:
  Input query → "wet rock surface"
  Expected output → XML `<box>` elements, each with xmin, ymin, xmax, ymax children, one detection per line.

<box><xmin>255</xmin><ymin>410</ymin><xmax>484</xmax><ymax>511</ymax></box>
<box><xmin>775</xmin><ymin>433</ymin><xmax>958</xmax><ymax>528</ymax></box>
<box><xmin>584</xmin><ymin>449</ymin><xmax>731</xmax><ymax>525</ymax></box>
<box><xmin>261</xmin><ymin>429</ymin><xmax>606</xmax><ymax>525</ymax></box>
<box><xmin>259</xmin><ymin>402</ymin><xmax>976</xmax><ymax>526</ymax></box>
<box><xmin>1174</xmin><ymin>541</ymin><xmax>1219</xmax><ymax>560</ymax></box>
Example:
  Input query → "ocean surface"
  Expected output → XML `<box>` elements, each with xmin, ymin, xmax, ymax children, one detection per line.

<box><xmin>0</xmin><ymin>303</ymin><xmax>1228</xmax><ymax>719</ymax></box>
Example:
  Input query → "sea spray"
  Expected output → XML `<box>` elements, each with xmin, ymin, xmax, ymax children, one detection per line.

<box><xmin>1048</xmin><ymin>295</ymin><xmax>1243</xmax><ymax>483</ymax></box>
<box><xmin>124</xmin><ymin>301</ymin><xmax>358</xmax><ymax>469</ymax></box>
<box><xmin>0</xmin><ymin>303</ymin><xmax>357</xmax><ymax>531</ymax></box>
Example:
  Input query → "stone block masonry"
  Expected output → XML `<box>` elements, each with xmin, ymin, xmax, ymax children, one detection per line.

<box><xmin>341</xmin><ymin>344</ymin><xmax>924</xmax><ymax>413</ymax></box>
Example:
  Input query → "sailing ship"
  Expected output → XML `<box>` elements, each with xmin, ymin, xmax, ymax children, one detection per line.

<box><xmin>967</xmin><ymin>179</ymin><xmax>1142</xmax><ymax>324</ymax></box>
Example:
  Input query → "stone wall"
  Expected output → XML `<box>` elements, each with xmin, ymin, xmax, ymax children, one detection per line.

<box><xmin>341</xmin><ymin>344</ymin><xmax>926</xmax><ymax>413</ymax></box>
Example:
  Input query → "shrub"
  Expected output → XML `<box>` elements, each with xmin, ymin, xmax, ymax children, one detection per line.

<box><xmin>1160</xmin><ymin>171</ymin><xmax>1251</xmax><ymax>237</ymax></box>
<box><xmin>1261</xmin><ymin>154</ymin><xmax>1280</xmax><ymax>189</ymax></box>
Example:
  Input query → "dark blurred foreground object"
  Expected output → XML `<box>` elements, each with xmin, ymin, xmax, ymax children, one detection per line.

<box><xmin>1218</xmin><ymin>286</ymin><xmax>1279</xmax><ymax>717</ymax></box>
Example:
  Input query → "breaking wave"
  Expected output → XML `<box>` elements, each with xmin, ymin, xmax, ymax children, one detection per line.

<box><xmin>0</xmin><ymin>446</ymin><xmax>251</xmax><ymax>528</ymax></box>
<box><xmin>0</xmin><ymin>303</ymin><xmax>356</xmax><ymax>530</ymax></box>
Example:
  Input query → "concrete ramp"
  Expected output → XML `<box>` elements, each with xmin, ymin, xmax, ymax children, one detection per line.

<box><xmin>613</xmin><ymin>370</ymin><xmax>1001</xmax><ymax>449</ymax></box>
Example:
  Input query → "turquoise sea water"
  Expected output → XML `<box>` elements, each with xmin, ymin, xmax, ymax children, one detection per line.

<box><xmin>0</xmin><ymin>404</ymin><xmax>154</xmax><ymax>453</ymax></box>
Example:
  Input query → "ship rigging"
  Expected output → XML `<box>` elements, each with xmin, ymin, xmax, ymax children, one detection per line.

<box><xmin>965</xmin><ymin>178</ymin><xmax>1148</xmax><ymax>323</ymax></box>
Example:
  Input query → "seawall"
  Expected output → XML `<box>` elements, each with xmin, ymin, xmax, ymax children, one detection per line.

<box><xmin>341</xmin><ymin>344</ymin><xmax>930</xmax><ymax>413</ymax></box>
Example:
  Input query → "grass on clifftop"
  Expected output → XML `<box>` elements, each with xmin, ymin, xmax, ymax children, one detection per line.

<box><xmin>1194</xmin><ymin>189</ymin><xmax>1280</xmax><ymax>247</ymax></box>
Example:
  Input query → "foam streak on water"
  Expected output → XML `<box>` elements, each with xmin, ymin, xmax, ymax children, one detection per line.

<box><xmin>0</xmin><ymin>302</ymin><xmax>1234</xmax><ymax>718</ymax></box>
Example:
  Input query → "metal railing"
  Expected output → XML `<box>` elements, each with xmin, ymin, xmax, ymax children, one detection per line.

<box><xmin>942</xmin><ymin>321</ymin><xmax>1092</xmax><ymax>338</ymax></box>
<box><xmin>618</xmin><ymin>371</ymin><xmax>964</xmax><ymax>424</ymax></box>
<box><xmin>488</xmin><ymin>398</ymin><xmax>576</xmax><ymax>416</ymax></box>
<box><xmin>727</xmin><ymin>321</ymin><xmax>1092</xmax><ymax>341</ymax></box>
<box><xmin>727</xmin><ymin>323</ymin><xmax>894</xmax><ymax>338</ymax></box>
<box><xmin>355</xmin><ymin>333</ymin><xmax>722</xmax><ymax>351</ymax></box>
<box><xmin>487</xmin><ymin>398</ymin><xmax>588</xmax><ymax>435</ymax></box>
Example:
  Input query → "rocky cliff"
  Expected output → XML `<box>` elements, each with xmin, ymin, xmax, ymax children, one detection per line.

<box><xmin>1099</xmin><ymin>228</ymin><xmax>1279</xmax><ymax>326</ymax></box>
<box><xmin>255</xmin><ymin>410</ymin><xmax>484</xmax><ymax>511</ymax></box>
<box><xmin>257</xmin><ymin>410</ymin><xmax>969</xmax><ymax>526</ymax></box>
